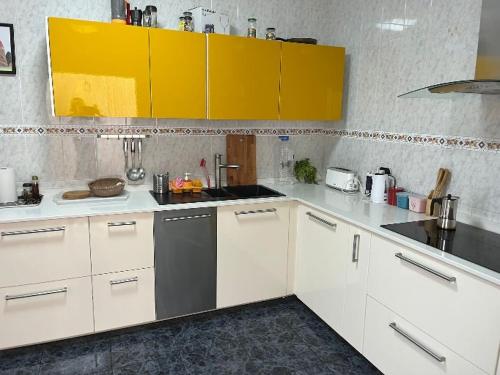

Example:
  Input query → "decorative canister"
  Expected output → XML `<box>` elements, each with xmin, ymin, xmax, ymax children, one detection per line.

<box><xmin>396</xmin><ymin>192</ymin><xmax>410</xmax><ymax>210</ymax></box>
<box><xmin>409</xmin><ymin>194</ymin><xmax>427</xmax><ymax>213</ymax></box>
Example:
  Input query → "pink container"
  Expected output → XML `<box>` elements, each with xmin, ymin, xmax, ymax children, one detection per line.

<box><xmin>409</xmin><ymin>195</ymin><xmax>427</xmax><ymax>213</ymax></box>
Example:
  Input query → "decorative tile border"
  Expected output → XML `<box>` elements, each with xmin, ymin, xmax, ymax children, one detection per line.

<box><xmin>0</xmin><ymin>125</ymin><xmax>326</xmax><ymax>137</ymax></box>
<box><xmin>0</xmin><ymin>125</ymin><xmax>498</xmax><ymax>153</ymax></box>
<box><xmin>327</xmin><ymin>129</ymin><xmax>500</xmax><ymax>152</ymax></box>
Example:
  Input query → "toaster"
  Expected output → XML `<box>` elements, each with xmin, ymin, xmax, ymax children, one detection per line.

<box><xmin>325</xmin><ymin>167</ymin><xmax>359</xmax><ymax>192</ymax></box>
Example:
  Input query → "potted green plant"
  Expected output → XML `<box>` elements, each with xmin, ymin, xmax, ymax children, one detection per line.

<box><xmin>294</xmin><ymin>158</ymin><xmax>318</xmax><ymax>184</ymax></box>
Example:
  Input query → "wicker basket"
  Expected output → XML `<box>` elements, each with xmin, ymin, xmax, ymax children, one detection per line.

<box><xmin>88</xmin><ymin>178</ymin><xmax>125</xmax><ymax>197</ymax></box>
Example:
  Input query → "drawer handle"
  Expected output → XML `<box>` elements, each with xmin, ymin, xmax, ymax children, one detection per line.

<box><xmin>163</xmin><ymin>214</ymin><xmax>211</xmax><ymax>222</ymax></box>
<box><xmin>110</xmin><ymin>276</ymin><xmax>139</xmax><ymax>285</ymax></box>
<box><xmin>395</xmin><ymin>253</ymin><xmax>456</xmax><ymax>283</ymax></box>
<box><xmin>234</xmin><ymin>208</ymin><xmax>277</xmax><ymax>216</ymax></box>
<box><xmin>306</xmin><ymin>212</ymin><xmax>337</xmax><ymax>230</ymax></box>
<box><xmin>352</xmin><ymin>234</ymin><xmax>360</xmax><ymax>262</ymax></box>
<box><xmin>5</xmin><ymin>287</ymin><xmax>68</xmax><ymax>301</ymax></box>
<box><xmin>389</xmin><ymin>322</ymin><xmax>446</xmax><ymax>363</ymax></box>
<box><xmin>1</xmin><ymin>226</ymin><xmax>66</xmax><ymax>237</ymax></box>
<box><xmin>108</xmin><ymin>221</ymin><xmax>136</xmax><ymax>227</ymax></box>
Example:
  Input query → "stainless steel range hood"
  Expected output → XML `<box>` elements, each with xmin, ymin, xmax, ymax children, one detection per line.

<box><xmin>399</xmin><ymin>0</ymin><xmax>500</xmax><ymax>98</ymax></box>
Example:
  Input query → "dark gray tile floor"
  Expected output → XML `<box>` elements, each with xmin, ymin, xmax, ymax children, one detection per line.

<box><xmin>0</xmin><ymin>296</ymin><xmax>381</xmax><ymax>375</ymax></box>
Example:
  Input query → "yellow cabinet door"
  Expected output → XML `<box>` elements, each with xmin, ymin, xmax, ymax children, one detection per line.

<box><xmin>150</xmin><ymin>29</ymin><xmax>206</xmax><ymax>119</ymax></box>
<box><xmin>280</xmin><ymin>43</ymin><xmax>345</xmax><ymax>121</ymax></box>
<box><xmin>208</xmin><ymin>34</ymin><xmax>281</xmax><ymax>120</ymax></box>
<box><xmin>47</xmin><ymin>18</ymin><xmax>151</xmax><ymax>118</ymax></box>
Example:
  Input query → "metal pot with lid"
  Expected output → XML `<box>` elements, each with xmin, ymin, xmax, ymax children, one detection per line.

<box><xmin>432</xmin><ymin>194</ymin><xmax>459</xmax><ymax>230</ymax></box>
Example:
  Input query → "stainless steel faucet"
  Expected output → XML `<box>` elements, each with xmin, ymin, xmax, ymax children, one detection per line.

<box><xmin>214</xmin><ymin>153</ymin><xmax>240</xmax><ymax>189</ymax></box>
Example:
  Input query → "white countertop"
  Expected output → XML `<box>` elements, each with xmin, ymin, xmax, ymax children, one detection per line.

<box><xmin>267</xmin><ymin>183</ymin><xmax>500</xmax><ymax>287</ymax></box>
<box><xmin>0</xmin><ymin>188</ymin><xmax>291</xmax><ymax>224</ymax></box>
<box><xmin>1</xmin><ymin>183</ymin><xmax>498</xmax><ymax>286</ymax></box>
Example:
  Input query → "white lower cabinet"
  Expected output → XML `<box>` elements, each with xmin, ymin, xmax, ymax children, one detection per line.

<box><xmin>92</xmin><ymin>268</ymin><xmax>156</xmax><ymax>332</ymax></box>
<box><xmin>217</xmin><ymin>202</ymin><xmax>290</xmax><ymax>308</ymax></box>
<box><xmin>364</xmin><ymin>296</ymin><xmax>487</xmax><ymax>375</ymax></box>
<box><xmin>295</xmin><ymin>205</ymin><xmax>349</xmax><ymax>329</ymax></box>
<box><xmin>368</xmin><ymin>235</ymin><xmax>500</xmax><ymax>374</ymax></box>
<box><xmin>89</xmin><ymin>213</ymin><xmax>154</xmax><ymax>275</ymax></box>
<box><xmin>295</xmin><ymin>205</ymin><xmax>370</xmax><ymax>352</ymax></box>
<box><xmin>338</xmin><ymin>225</ymin><xmax>371</xmax><ymax>352</ymax></box>
<box><xmin>0</xmin><ymin>277</ymin><xmax>94</xmax><ymax>349</ymax></box>
<box><xmin>0</xmin><ymin>218</ymin><xmax>91</xmax><ymax>287</ymax></box>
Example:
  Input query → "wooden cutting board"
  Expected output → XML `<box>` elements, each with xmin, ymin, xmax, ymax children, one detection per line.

<box><xmin>226</xmin><ymin>135</ymin><xmax>257</xmax><ymax>186</ymax></box>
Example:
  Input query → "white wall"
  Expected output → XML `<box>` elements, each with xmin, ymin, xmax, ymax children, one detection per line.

<box><xmin>324</xmin><ymin>0</ymin><xmax>500</xmax><ymax>228</ymax></box>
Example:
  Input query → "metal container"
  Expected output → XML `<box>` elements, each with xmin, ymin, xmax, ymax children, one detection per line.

<box><xmin>110</xmin><ymin>0</ymin><xmax>126</xmax><ymax>23</ymax></box>
<box><xmin>143</xmin><ymin>5</ymin><xmax>157</xmax><ymax>27</ymax></box>
<box><xmin>435</xmin><ymin>194</ymin><xmax>459</xmax><ymax>230</ymax></box>
<box><xmin>131</xmin><ymin>7</ymin><xmax>142</xmax><ymax>26</ymax></box>
<box><xmin>153</xmin><ymin>173</ymin><xmax>169</xmax><ymax>194</ymax></box>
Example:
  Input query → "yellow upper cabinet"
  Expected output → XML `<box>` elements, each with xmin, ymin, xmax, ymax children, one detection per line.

<box><xmin>207</xmin><ymin>34</ymin><xmax>281</xmax><ymax>120</ymax></box>
<box><xmin>47</xmin><ymin>18</ymin><xmax>151</xmax><ymax>118</ymax></box>
<box><xmin>280</xmin><ymin>43</ymin><xmax>345</xmax><ymax>121</ymax></box>
<box><xmin>149</xmin><ymin>29</ymin><xmax>206</xmax><ymax>119</ymax></box>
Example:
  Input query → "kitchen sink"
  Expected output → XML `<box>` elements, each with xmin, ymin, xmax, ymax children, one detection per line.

<box><xmin>223</xmin><ymin>185</ymin><xmax>285</xmax><ymax>198</ymax></box>
<box><xmin>204</xmin><ymin>188</ymin><xmax>237</xmax><ymax>198</ymax></box>
<box><xmin>151</xmin><ymin>185</ymin><xmax>284</xmax><ymax>206</ymax></box>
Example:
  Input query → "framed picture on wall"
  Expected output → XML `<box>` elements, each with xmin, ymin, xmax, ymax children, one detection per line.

<box><xmin>0</xmin><ymin>23</ymin><xmax>16</xmax><ymax>75</ymax></box>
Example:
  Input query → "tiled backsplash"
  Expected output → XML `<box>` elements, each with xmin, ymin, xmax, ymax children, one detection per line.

<box><xmin>324</xmin><ymin>0</ymin><xmax>500</xmax><ymax>225</ymax></box>
<box><xmin>0</xmin><ymin>133</ymin><xmax>327</xmax><ymax>189</ymax></box>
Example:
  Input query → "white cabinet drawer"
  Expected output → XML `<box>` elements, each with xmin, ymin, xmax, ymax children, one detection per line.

<box><xmin>368</xmin><ymin>235</ymin><xmax>500</xmax><ymax>374</ymax></box>
<box><xmin>0</xmin><ymin>218</ymin><xmax>91</xmax><ymax>287</ymax></box>
<box><xmin>364</xmin><ymin>296</ymin><xmax>486</xmax><ymax>375</ymax></box>
<box><xmin>93</xmin><ymin>268</ymin><xmax>155</xmax><ymax>332</ymax></box>
<box><xmin>0</xmin><ymin>277</ymin><xmax>94</xmax><ymax>349</ymax></box>
<box><xmin>217</xmin><ymin>202</ymin><xmax>290</xmax><ymax>308</ymax></box>
<box><xmin>89</xmin><ymin>213</ymin><xmax>154</xmax><ymax>274</ymax></box>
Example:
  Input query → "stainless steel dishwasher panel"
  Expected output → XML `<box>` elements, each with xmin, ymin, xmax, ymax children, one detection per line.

<box><xmin>154</xmin><ymin>208</ymin><xmax>217</xmax><ymax>320</ymax></box>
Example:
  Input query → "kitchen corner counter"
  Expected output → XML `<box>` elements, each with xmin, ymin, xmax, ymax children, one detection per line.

<box><xmin>267</xmin><ymin>183</ymin><xmax>500</xmax><ymax>286</ymax></box>
<box><xmin>0</xmin><ymin>183</ymin><xmax>498</xmax><ymax>286</ymax></box>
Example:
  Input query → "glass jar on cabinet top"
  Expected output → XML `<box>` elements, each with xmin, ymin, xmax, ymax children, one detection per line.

<box><xmin>247</xmin><ymin>18</ymin><xmax>257</xmax><ymax>38</ymax></box>
<box><xmin>183</xmin><ymin>11</ymin><xmax>194</xmax><ymax>32</ymax></box>
<box><xmin>178</xmin><ymin>16</ymin><xmax>185</xmax><ymax>31</ymax></box>
<box><xmin>265</xmin><ymin>27</ymin><xmax>276</xmax><ymax>40</ymax></box>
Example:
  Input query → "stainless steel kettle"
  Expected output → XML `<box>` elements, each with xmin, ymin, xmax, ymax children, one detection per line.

<box><xmin>433</xmin><ymin>194</ymin><xmax>459</xmax><ymax>230</ymax></box>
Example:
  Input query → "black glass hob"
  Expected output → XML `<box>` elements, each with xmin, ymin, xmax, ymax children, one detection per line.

<box><xmin>381</xmin><ymin>220</ymin><xmax>500</xmax><ymax>273</ymax></box>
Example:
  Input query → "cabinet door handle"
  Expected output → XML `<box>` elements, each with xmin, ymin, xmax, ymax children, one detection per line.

<box><xmin>234</xmin><ymin>208</ymin><xmax>277</xmax><ymax>216</ymax></box>
<box><xmin>163</xmin><ymin>214</ymin><xmax>211</xmax><ymax>222</ymax></box>
<box><xmin>108</xmin><ymin>221</ymin><xmax>136</xmax><ymax>227</ymax></box>
<box><xmin>5</xmin><ymin>287</ymin><xmax>68</xmax><ymax>301</ymax></box>
<box><xmin>395</xmin><ymin>253</ymin><xmax>456</xmax><ymax>283</ymax></box>
<box><xmin>1</xmin><ymin>226</ymin><xmax>66</xmax><ymax>237</ymax></box>
<box><xmin>389</xmin><ymin>322</ymin><xmax>446</xmax><ymax>363</ymax></box>
<box><xmin>352</xmin><ymin>234</ymin><xmax>360</xmax><ymax>262</ymax></box>
<box><xmin>110</xmin><ymin>276</ymin><xmax>139</xmax><ymax>285</ymax></box>
<box><xmin>306</xmin><ymin>212</ymin><xmax>337</xmax><ymax>230</ymax></box>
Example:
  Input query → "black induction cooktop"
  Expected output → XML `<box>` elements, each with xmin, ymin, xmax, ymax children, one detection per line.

<box><xmin>381</xmin><ymin>220</ymin><xmax>500</xmax><ymax>274</ymax></box>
